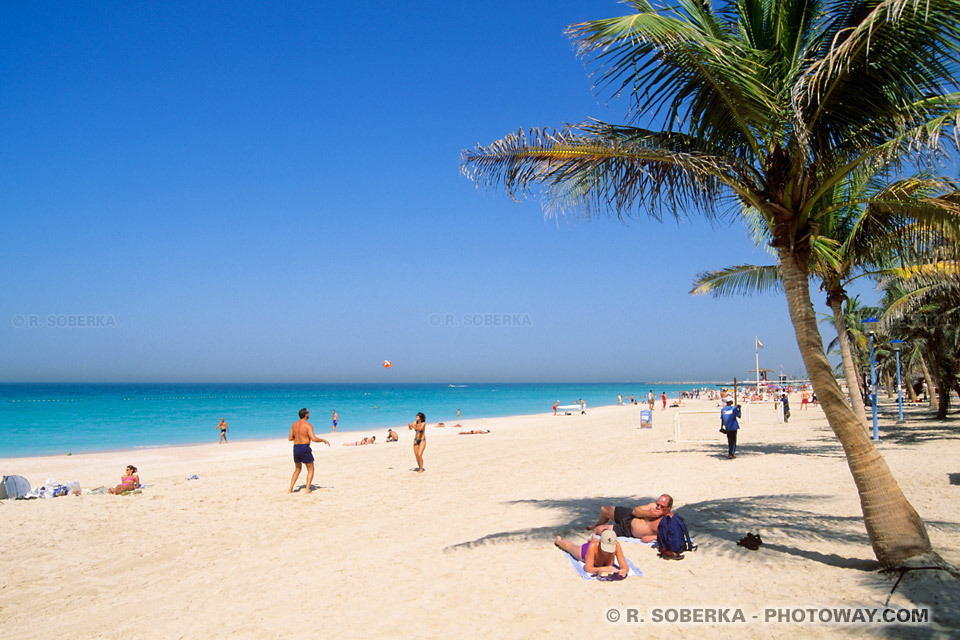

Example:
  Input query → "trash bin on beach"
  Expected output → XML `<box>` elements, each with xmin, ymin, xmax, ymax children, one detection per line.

<box><xmin>640</xmin><ymin>410</ymin><xmax>653</xmax><ymax>429</ymax></box>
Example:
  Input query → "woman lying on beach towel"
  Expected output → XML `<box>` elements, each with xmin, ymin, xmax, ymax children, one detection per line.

<box><xmin>555</xmin><ymin>530</ymin><xmax>628</xmax><ymax>578</ymax></box>
<box><xmin>108</xmin><ymin>465</ymin><xmax>140</xmax><ymax>494</ymax></box>
<box><xmin>458</xmin><ymin>429</ymin><xmax>490</xmax><ymax>435</ymax></box>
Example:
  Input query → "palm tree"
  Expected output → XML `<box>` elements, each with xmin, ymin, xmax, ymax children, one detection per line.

<box><xmin>461</xmin><ymin>0</ymin><xmax>960</xmax><ymax>566</ymax></box>
<box><xmin>882</xmin><ymin>264</ymin><xmax>960</xmax><ymax>417</ymax></box>
<box><xmin>690</xmin><ymin>171</ymin><xmax>957</xmax><ymax>427</ymax></box>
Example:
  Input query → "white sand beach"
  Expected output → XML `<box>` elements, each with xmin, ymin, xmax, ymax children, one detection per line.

<box><xmin>2</xmin><ymin>396</ymin><xmax>959</xmax><ymax>639</ymax></box>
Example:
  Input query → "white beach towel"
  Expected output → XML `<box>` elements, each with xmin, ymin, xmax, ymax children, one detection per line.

<box><xmin>566</xmin><ymin>553</ymin><xmax>643</xmax><ymax>580</ymax></box>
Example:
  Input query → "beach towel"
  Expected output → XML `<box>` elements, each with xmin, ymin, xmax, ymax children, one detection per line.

<box><xmin>616</xmin><ymin>537</ymin><xmax>657</xmax><ymax>546</ymax></box>
<box><xmin>566</xmin><ymin>553</ymin><xmax>643</xmax><ymax>580</ymax></box>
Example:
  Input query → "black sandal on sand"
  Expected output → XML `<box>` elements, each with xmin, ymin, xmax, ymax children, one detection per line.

<box><xmin>658</xmin><ymin>549</ymin><xmax>685</xmax><ymax>560</ymax></box>
<box><xmin>737</xmin><ymin>532</ymin><xmax>763</xmax><ymax>550</ymax></box>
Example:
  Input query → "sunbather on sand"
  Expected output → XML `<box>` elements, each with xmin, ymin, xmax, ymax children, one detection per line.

<box><xmin>108</xmin><ymin>465</ymin><xmax>140</xmax><ymax>494</ymax></box>
<box><xmin>458</xmin><ymin>429</ymin><xmax>490</xmax><ymax>435</ymax></box>
<box><xmin>555</xmin><ymin>530</ymin><xmax>628</xmax><ymax>577</ymax></box>
<box><xmin>587</xmin><ymin>494</ymin><xmax>673</xmax><ymax>542</ymax></box>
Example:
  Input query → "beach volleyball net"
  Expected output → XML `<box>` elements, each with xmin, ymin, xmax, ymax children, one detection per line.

<box><xmin>673</xmin><ymin>410</ymin><xmax>725</xmax><ymax>443</ymax></box>
<box><xmin>672</xmin><ymin>403</ymin><xmax>783</xmax><ymax>443</ymax></box>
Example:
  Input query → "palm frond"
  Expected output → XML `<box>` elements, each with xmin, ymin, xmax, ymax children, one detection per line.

<box><xmin>689</xmin><ymin>263</ymin><xmax>783</xmax><ymax>297</ymax></box>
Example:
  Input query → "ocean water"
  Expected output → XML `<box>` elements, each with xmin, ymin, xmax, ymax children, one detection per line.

<box><xmin>0</xmin><ymin>382</ymin><xmax>712</xmax><ymax>458</ymax></box>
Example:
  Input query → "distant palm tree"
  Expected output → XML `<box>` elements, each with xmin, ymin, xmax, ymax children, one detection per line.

<box><xmin>462</xmin><ymin>0</ymin><xmax>960</xmax><ymax>566</ymax></box>
<box><xmin>882</xmin><ymin>264</ymin><xmax>960</xmax><ymax>417</ymax></box>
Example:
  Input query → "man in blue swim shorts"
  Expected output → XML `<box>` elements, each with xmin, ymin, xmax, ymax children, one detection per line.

<box><xmin>288</xmin><ymin>408</ymin><xmax>330</xmax><ymax>494</ymax></box>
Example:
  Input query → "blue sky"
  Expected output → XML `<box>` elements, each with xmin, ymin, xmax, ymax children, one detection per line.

<box><xmin>0</xmin><ymin>1</ymin><xmax>888</xmax><ymax>383</ymax></box>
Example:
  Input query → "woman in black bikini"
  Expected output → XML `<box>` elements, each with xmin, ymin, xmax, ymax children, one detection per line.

<box><xmin>409</xmin><ymin>412</ymin><xmax>426</xmax><ymax>473</ymax></box>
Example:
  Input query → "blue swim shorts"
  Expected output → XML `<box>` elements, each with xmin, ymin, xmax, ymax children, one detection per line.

<box><xmin>293</xmin><ymin>444</ymin><xmax>314</xmax><ymax>464</ymax></box>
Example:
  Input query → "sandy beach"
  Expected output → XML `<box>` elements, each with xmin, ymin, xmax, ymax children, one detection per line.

<box><xmin>2</xmin><ymin>396</ymin><xmax>959</xmax><ymax>639</ymax></box>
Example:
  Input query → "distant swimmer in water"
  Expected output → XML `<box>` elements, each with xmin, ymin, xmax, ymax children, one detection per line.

<box><xmin>217</xmin><ymin>418</ymin><xmax>229</xmax><ymax>444</ymax></box>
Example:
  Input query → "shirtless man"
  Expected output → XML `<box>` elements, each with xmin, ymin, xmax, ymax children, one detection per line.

<box><xmin>332</xmin><ymin>409</ymin><xmax>338</xmax><ymax>432</ymax></box>
<box><xmin>587</xmin><ymin>494</ymin><xmax>673</xmax><ymax>542</ymax></box>
<box><xmin>288</xmin><ymin>408</ymin><xmax>330</xmax><ymax>494</ymax></box>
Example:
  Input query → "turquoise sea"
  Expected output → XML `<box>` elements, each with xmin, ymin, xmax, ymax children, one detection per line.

<box><xmin>0</xmin><ymin>382</ymin><xmax>714</xmax><ymax>458</ymax></box>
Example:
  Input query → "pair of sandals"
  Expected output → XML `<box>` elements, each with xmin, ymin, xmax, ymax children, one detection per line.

<box><xmin>737</xmin><ymin>532</ymin><xmax>763</xmax><ymax>550</ymax></box>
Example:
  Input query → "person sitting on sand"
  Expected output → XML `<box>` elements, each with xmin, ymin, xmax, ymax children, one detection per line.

<box><xmin>387</xmin><ymin>429</ymin><xmax>398</xmax><ymax>442</ymax></box>
<box><xmin>458</xmin><ymin>429</ymin><xmax>490</xmax><ymax>435</ymax></box>
<box><xmin>587</xmin><ymin>494</ymin><xmax>673</xmax><ymax>542</ymax></box>
<box><xmin>108</xmin><ymin>465</ymin><xmax>140</xmax><ymax>494</ymax></box>
<box><xmin>555</xmin><ymin>530</ymin><xmax>628</xmax><ymax>577</ymax></box>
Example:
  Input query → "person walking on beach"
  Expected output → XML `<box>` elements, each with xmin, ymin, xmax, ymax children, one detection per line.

<box><xmin>332</xmin><ymin>409</ymin><xmax>338</xmax><ymax>432</ymax></box>
<box><xmin>720</xmin><ymin>398</ymin><xmax>741</xmax><ymax>459</ymax></box>
<box><xmin>409</xmin><ymin>412</ymin><xmax>427</xmax><ymax>473</ymax></box>
<box><xmin>288</xmin><ymin>408</ymin><xmax>330</xmax><ymax>494</ymax></box>
<box><xmin>647</xmin><ymin>391</ymin><xmax>655</xmax><ymax>410</ymax></box>
<box><xmin>618</xmin><ymin>393</ymin><xmax>623</xmax><ymax>406</ymax></box>
<box><xmin>661</xmin><ymin>392</ymin><xmax>667</xmax><ymax>410</ymax></box>
<box><xmin>217</xmin><ymin>418</ymin><xmax>229</xmax><ymax>444</ymax></box>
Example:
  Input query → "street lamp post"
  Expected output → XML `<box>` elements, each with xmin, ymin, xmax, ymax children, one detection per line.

<box><xmin>862</xmin><ymin>317</ymin><xmax>880</xmax><ymax>441</ymax></box>
<box><xmin>891</xmin><ymin>339</ymin><xmax>905</xmax><ymax>423</ymax></box>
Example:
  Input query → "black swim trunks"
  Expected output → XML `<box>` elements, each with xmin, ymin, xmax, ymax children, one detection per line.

<box><xmin>612</xmin><ymin>505</ymin><xmax>635</xmax><ymax>537</ymax></box>
<box><xmin>293</xmin><ymin>444</ymin><xmax>314</xmax><ymax>464</ymax></box>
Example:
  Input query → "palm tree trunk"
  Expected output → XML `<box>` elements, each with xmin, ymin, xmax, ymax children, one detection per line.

<box><xmin>918</xmin><ymin>352</ymin><xmax>938</xmax><ymax>412</ymax></box>
<box><xmin>827</xmin><ymin>297</ymin><xmax>869</xmax><ymax>428</ymax></box>
<box><xmin>884</xmin><ymin>374</ymin><xmax>894</xmax><ymax>399</ymax></box>
<box><xmin>779</xmin><ymin>249</ymin><xmax>931</xmax><ymax>567</ymax></box>
<box><xmin>925</xmin><ymin>332</ymin><xmax>950</xmax><ymax>420</ymax></box>
<box><xmin>905</xmin><ymin>373</ymin><xmax>919</xmax><ymax>403</ymax></box>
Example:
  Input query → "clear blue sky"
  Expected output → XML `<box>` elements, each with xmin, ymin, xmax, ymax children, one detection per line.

<box><xmin>0</xmin><ymin>1</ymin><xmax>880</xmax><ymax>383</ymax></box>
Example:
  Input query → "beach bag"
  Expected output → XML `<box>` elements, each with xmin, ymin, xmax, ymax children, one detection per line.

<box><xmin>656</xmin><ymin>514</ymin><xmax>696</xmax><ymax>556</ymax></box>
<box><xmin>0</xmin><ymin>475</ymin><xmax>31</xmax><ymax>500</ymax></box>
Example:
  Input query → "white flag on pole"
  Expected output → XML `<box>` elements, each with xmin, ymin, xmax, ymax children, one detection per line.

<box><xmin>756</xmin><ymin>337</ymin><xmax>764</xmax><ymax>349</ymax></box>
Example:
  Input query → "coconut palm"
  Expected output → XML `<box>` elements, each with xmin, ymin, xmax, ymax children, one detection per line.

<box><xmin>882</xmin><ymin>264</ymin><xmax>960</xmax><ymax>417</ymax></box>
<box><xmin>461</xmin><ymin>0</ymin><xmax>960</xmax><ymax>566</ymax></box>
<box><xmin>690</xmin><ymin>171</ymin><xmax>958</xmax><ymax>427</ymax></box>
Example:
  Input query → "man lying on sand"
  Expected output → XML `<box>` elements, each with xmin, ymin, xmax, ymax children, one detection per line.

<box><xmin>458</xmin><ymin>429</ymin><xmax>490</xmax><ymax>435</ymax></box>
<box><xmin>587</xmin><ymin>494</ymin><xmax>673</xmax><ymax>542</ymax></box>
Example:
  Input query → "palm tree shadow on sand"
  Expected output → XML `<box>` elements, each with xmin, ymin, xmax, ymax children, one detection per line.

<box><xmin>445</xmin><ymin>494</ymin><xmax>960</xmax><ymax>634</ymax></box>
